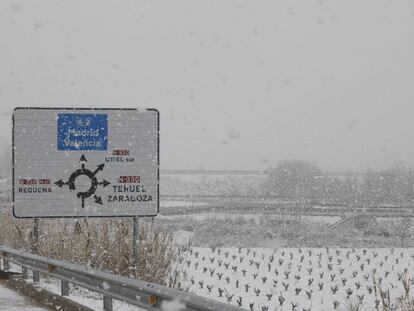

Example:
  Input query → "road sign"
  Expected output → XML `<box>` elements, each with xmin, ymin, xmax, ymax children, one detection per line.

<box><xmin>12</xmin><ymin>107</ymin><xmax>159</xmax><ymax>218</ymax></box>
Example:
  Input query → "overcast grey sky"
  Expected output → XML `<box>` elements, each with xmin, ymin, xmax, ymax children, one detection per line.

<box><xmin>1</xmin><ymin>0</ymin><xmax>414</xmax><ymax>171</ymax></box>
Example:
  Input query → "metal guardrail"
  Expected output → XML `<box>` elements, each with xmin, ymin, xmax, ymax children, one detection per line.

<box><xmin>0</xmin><ymin>245</ymin><xmax>240</xmax><ymax>311</ymax></box>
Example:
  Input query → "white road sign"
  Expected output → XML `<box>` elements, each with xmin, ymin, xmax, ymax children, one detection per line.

<box><xmin>13</xmin><ymin>107</ymin><xmax>159</xmax><ymax>218</ymax></box>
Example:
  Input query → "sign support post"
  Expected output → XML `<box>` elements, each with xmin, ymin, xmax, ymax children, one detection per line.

<box><xmin>132</xmin><ymin>216</ymin><xmax>139</xmax><ymax>274</ymax></box>
<box><xmin>32</xmin><ymin>218</ymin><xmax>40</xmax><ymax>283</ymax></box>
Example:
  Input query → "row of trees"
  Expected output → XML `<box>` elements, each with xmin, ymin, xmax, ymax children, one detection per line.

<box><xmin>263</xmin><ymin>160</ymin><xmax>414</xmax><ymax>206</ymax></box>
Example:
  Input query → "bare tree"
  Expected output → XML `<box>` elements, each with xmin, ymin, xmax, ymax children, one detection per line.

<box><xmin>388</xmin><ymin>218</ymin><xmax>413</xmax><ymax>247</ymax></box>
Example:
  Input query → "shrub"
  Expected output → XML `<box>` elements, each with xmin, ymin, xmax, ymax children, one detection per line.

<box><xmin>0</xmin><ymin>209</ymin><xmax>180</xmax><ymax>286</ymax></box>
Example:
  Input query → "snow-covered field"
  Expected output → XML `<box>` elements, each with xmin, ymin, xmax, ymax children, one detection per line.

<box><xmin>160</xmin><ymin>201</ymin><xmax>209</xmax><ymax>208</ymax></box>
<box><xmin>4</xmin><ymin>247</ymin><xmax>414</xmax><ymax>311</ymax></box>
<box><xmin>180</xmin><ymin>247</ymin><xmax>414</xmax><ymax>311</ymax></box>
<box><xmin>160</xmin><ymin>212</ymin><xmax>341</xmax><ymax>225</ymax></box>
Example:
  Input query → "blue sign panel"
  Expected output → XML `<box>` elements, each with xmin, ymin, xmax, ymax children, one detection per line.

<box><xmin>57</xmin><ymin>114</ymin><xmax>108</xmax><ymax>151</ymax></box>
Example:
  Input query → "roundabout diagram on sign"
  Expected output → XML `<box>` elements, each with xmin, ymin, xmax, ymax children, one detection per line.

<box><xmin>55</xmin><ymin>155</ymin><xmax>111</xmax><ymax>208</ymax></box>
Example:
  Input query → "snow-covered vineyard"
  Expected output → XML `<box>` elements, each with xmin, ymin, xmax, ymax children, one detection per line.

<box><xmin>180</xmin><ymin>247</ymin><xmax>414</xmax><ymax>311</ymax></box>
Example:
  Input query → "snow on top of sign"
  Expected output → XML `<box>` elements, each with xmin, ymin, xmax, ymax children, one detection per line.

<box><xmin>136</xmin><ymin>107</ymin><xmax>148</xmax><ymax>113</ymax></box>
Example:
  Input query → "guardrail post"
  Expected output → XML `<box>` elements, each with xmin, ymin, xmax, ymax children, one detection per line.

<box><xmin>103</xmin><ymin>296</ymin><xmax>113</xmax><ymax>311</ymax></box>
<box><xmin>61</xmin><ymin>280</ymin><xmax>70</xmax><ymax>296</ymax></box>
<box><xmin>3</xmin><ymin>259</ymin><xmax>9</xmax><ymax>271</ymax></box>
<box><xmin>22</xmin><ymin>267</ymin><xmax>28</xmax><ymax>279</ymax></box>
<box><xmin>33</xmin><ymin>270</ymin><xmax>40</xmax><ymax>283</ymax></box>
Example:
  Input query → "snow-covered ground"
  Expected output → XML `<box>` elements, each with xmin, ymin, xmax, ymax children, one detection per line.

<box><xmin>39</xmin><ymin>277</ymin><xmax>144</xmax><ymax>311</ymax></box>
<box><xmin>0</xmin><ymin>281</ymin><xmax>48</xmax><ymax>311</ymax></box>
<box><xmin>180</xmin><ymin>247</ymin><xmax>414</xmax><ymax>311</ymax></box>
<box><xmin>160</xmin><ymin>212</ymin><xmax>341</xmax><ymax>225</ymax></box>
<box><xmin>3</xmin><ymin>262</ymin><xmax>145</xmax><ymax>311</ymax></box>
<box><xmin>160</xmin><ymin>201</ymin><xmax>209</xmax><ymax>208</ymax></box>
